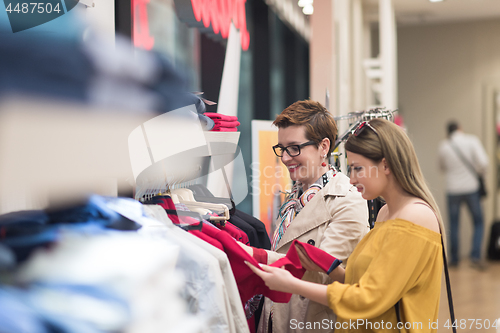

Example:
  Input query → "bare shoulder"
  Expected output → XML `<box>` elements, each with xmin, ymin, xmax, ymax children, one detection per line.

<box><xmin>375</xmin><ymin>204</ymin><xmax>389</xmax><ymax>222</ymax></box>
<box><xmin>398</xmin><ymin>202</ymin><xmax>440</xmax><ymax>234</ymax></box>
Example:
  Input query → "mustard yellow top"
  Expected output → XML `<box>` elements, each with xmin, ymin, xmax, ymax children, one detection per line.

<box><xmin>327</xmin><ymin>219</ymin><xmax>443</xmax><ymax>333</ymax></box>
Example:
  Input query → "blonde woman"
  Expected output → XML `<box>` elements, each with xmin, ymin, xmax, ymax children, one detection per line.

<box><xmin>247</xmin><ymin>119</ymin><xmax>446</xmax><ymax>333</ymax></box>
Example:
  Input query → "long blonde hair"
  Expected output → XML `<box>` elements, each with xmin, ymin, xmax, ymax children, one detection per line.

<box><xmin>345</xmin><ymin>119</ymin><xmax>445</xmax><ymax>239</ymax></box>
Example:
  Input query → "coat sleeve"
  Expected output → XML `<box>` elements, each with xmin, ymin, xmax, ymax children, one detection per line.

<box><xmin>326</xmin><ymin>226</ymin><xmax>441</xmax><ymax>320</ymax></box>
<box><xmin>320</xmin><ymin>188</ymin><xmax>370</xmax><ymax>262</ymax></box>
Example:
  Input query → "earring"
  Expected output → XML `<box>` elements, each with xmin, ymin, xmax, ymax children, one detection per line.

<box><xmin>321</xmin><ymin>154</ymin><xmax>327</xmax><ymax>167</ymax></box>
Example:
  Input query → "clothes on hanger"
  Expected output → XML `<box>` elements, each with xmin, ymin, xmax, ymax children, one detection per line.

<box><xmin>0</xmin><ymin>195</ymin><xmax>256</xmax><ymax>333</ymax></box>
<box><xmin>0</xmin><ymin>11</ymin><xmax>253</xmax><ymax>332</ymax></box>
<box><xmin>227</xmin><ymin>214</ymin><xmax>259</xmax><ymax>247</ymax></box>
<box><xmin>188</xmin><ymin>184</ymin><xmax>271</xmax><ymax>249</ymax></box>
<box><xmin>232</xmin><ymin>210</ymin><xmax>271</xmax><ymax>250</ymax></box>
<box><xmin>0</xmin><ymin>196</ymin><xmax>140</xmax><ymax>264</ymax></box>
<box><xmin>174</xmin><ymin>202</ymin><xmax>249</xmax><ymax>245</ymax></box>
<box><xmin>143</xmin><ymin>205</ymin><xmax>250</xmax><ymax>333</ymax></box>
<box><xmin>191</xmin><ymin>221</ymin><xmax>340</xmax><ymax>306</ymax></box>
<box><xmin>140</xmin><ymin>193</ymin><xmax>341</xmax><ymax>315</ymax></box>
<box><xmin>0</xmin><ymin>283</ymin><xmax>127</xmax><ymax>333</ymax></box>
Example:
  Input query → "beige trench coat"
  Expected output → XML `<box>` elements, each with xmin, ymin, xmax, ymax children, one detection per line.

<box><xmin>257</xmin><ymin>172</ymin><xmax>369</xmax><ymax>333</ymax></box>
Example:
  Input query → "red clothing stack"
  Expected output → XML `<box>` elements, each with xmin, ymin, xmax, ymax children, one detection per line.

<box><xmin>204</xmin><ymin>112</ymin><xmax>240</xmax><ymax>132</ymax></box>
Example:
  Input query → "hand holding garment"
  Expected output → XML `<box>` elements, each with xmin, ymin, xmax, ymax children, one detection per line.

<box><xmin>198</xmin><ymin>222</ymin><xmax>340</xmax><ymax>305</ymax></box>
<box><xmin>259</xmin><ymin>171</ymin><xmax>370</xmax><ymax>333</ymax></box>
<box><xmin>271</xmin><ymin>240</ymin><xmax>342</xmax><ymax>277</ymax></box>
<box><xmin>327</xmin><ymin>219</ymin><xmax>442</xmax><ymax>332</ymax></box>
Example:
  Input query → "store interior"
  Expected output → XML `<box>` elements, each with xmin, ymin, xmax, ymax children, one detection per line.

<box><xmin>1</xmin><ymin>0</ymin><xmax>500</xmax><ymax>332</ymax></box>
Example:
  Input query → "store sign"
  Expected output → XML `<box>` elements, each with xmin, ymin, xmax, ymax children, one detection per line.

<box><xmin>133</xmin><ymin>0</ymin><xmax>155</xmax><ymax>50</ymax></box>
<box><xmin>174</xmin><ymin>0</ymin><xmax>250</xmax><ymax>51</ymax></box>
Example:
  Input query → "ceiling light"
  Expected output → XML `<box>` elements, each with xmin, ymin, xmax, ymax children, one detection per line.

<box><xmin>429</xmin><ymin>0</ymin><xmax>444</xmax><ymax>2</ymax></box>
<box><xmin>302</xmin><ymin>4</ymin><xmax>313</xmax><ymax>15</ymax></box>
<box><xmin>298</xmin><ymin>0</ymin><xmax>313</xmax><ymax>7</ymax></box>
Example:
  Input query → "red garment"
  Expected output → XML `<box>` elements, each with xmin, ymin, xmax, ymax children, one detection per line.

<box><xmin>218</xmin><ymin>222</ymin><xmax>250</xmax><ymax>245</ymax></box>
<box><xmin>153</xmin><ymin>197</ymin><xmax>180</xmax><ymax>224</ymax></box>
<box><xmin>189</xmin><ymin>229</ymin><xmax>224</xmax><ymax>251</ymax></box>
<box><xmin>151</xmin><ymin>197</ymin><xmax>243</xmax><ymax>249</ymax></box>
<box><xmin>253</xmin><ymin>241</ymin><xmax>341</xmax><ymax>272</ymax></box>
<box><xmin>204</xmin><ymin>112</ymin><xmax>238</xmax><ymax>121</ymax></box>
<box><xmin>199</xmin><ymin>224</ymin><xmax>340</xmax><ymax>304</ymax></box>
<box><xmin>146</xmin><ymin>196</ymin><xmax>226</xmax><ymax>250</ymax></box>
<box><xmin>153</xmin><ymin>197</ymin><xmax>205</xmax><ymax>231</ymax></box>
<box><xmin>213</xmin><ymin>120</ymin><xmax>241</xmax><ymax>128</ymax></box>
<box><xmin>273</xmin><ymin>240</ymin><xmax>342</xmax><ymax>274</ymax></box>
<box><xmin>253</xmin><ymin>248</ymin><xmax>268</xmax><ymax>263</ymax></box>
<box><xmin>154</xmin><ymin>196</ymin><xmax>176</xmax><ymax>210</ymax></box>
<box><xmin>211</xmin><ymin>127</ymin><xmax>237</xmax><ymax>132</ymax></box>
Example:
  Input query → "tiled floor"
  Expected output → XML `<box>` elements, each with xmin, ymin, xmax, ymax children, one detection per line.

<box><xmin>437</xmin><ymin>260</ymin><xmax>500</xmax><ymax>332</ymax></box>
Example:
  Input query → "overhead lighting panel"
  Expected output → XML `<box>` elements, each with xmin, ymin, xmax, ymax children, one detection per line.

<box><xmin>302</xmin><ymin>4</ymin><xmax>313</xmax><ymax>15</ymax></box>
<box><xmin>298</xmin><ymin>0</ymin><xmax>313</xmax><ymax>15</ymax></box>
<box><xmin>298</xmin><ymin>0</ymin><xmax>313</xmax><ymax>7</ymax></box>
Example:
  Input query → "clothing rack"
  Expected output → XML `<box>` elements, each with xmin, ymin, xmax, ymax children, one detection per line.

<box><xmin>330</xmin><ymin>107</ymin><xmax>397</xmax><ymax>177</ymax></box>
<box><xmin>333</xmin><ymin>107</ymin><xmax>397</xmax><ymax>150</ymax></box>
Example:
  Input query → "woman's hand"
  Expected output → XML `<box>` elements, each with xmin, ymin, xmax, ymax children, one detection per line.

<box><xmin>245</xmin><ymin>261</ymin><xmax>298</xmax><ymax>293</ymax></box>
<box><xmin>246</xmin><ymin>261</ymin><xmax>331</xmax><ymax>306</ymax></box>
<box><xmin>237</xmin><ymin>241</ymin><xmax>254</xmax><ymax>257</ymax></box>
<box><xmin>295</xmin><ymin>244</ymin><xmax>345</xmax><ymax>282</ymax></box>
<box><xmin>295</xmin><ymin>244</ymin><xmax>324</xmax><ymax>272</ymax></box>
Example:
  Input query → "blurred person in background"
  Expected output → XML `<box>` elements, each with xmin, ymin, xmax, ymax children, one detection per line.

<box><xmin>438</xmin><ymin>120</ymin><xmax>489</xmax><ymax>269</ymax></box>
<box><xmin>240</xmin><ymin>100</ymin><xmax>369</xmax><ymax>333</ymax></box>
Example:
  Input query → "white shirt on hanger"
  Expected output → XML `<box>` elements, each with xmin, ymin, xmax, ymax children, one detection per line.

<box><xmin>143</xmin><ymin>205</ymin><xmax>250</xmax><ymax>333</ymax></box>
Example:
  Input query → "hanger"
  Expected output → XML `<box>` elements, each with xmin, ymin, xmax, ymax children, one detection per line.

<box><xmin>173</xmin><ymin>188</ymin><xmax>197</xmax><ymax>202</ymax></box>
<box><xmin>171</xmin><ymin>187</ymin><xmax>230</xmax><ymax>222</ymax></box>
<box><xmin>171</xmin><ymin>188</ymin><xmax>212</xmax><ymax>215</ymax></box>
<box><xmin>187</xmin><ymin>184</ymin><xmax>236</xmax><ymax>214</ymax></box>
<box><xmin>143</xmin><ymin>200</ymin><xmax>203</xmax><ymax>231</ymax></box>
<box><xmin>141</xmin><ymin>178</ymin><xmax>229</xmax><ymax>225</ymax></box>
<box><xmin>168</xmin><ymin>209</ymin><xmax>203</xmax><ymax>231</ymax></box>
<box><xmin>182</xmin><ymin>201</ymin><xmax>229</xmax><ymax>220</ymax></box>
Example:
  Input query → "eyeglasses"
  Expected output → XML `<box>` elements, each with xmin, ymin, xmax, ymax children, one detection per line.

<box><xmin>353</xmin><ymin>121</ymin><xmax>378</xmax><ymax>137</ymax></box>
<box><xmin>272</xmin><ymin>140</ymin><xmax>316</xmax><ymax>157</ymax></box>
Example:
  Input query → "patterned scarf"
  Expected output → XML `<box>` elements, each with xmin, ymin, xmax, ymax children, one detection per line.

<box><xmin>271</xmin><ymin>167</ymin><xmax>336</xmax><ymax>251</ymax></box>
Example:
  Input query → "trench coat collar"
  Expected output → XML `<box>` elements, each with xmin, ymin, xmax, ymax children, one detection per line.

<box><xmin>275</xmin><ymin>173</ymin><xmax>353</xmax><ymax>251</ymax></box>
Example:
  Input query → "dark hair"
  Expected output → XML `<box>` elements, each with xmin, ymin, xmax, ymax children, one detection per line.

<box><xmin>447</xmin><ymin>121</ymin><xmax>459</xmax><ymax>137</ymax></box>
<box><xmin>273</xmin><ymin>100</ymin><xmax>338</xmax><ymax>158</ymax></box>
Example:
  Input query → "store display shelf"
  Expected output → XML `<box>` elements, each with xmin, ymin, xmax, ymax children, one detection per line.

<box><xmin>0</xmin><ymin>98</ymin><xmax>154</xmax><ymax>212</ymax></box>
<box><xmin>204</xmin><ymin>131</ymin><xmax>240</xmax><ymax>155</ymax></box>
